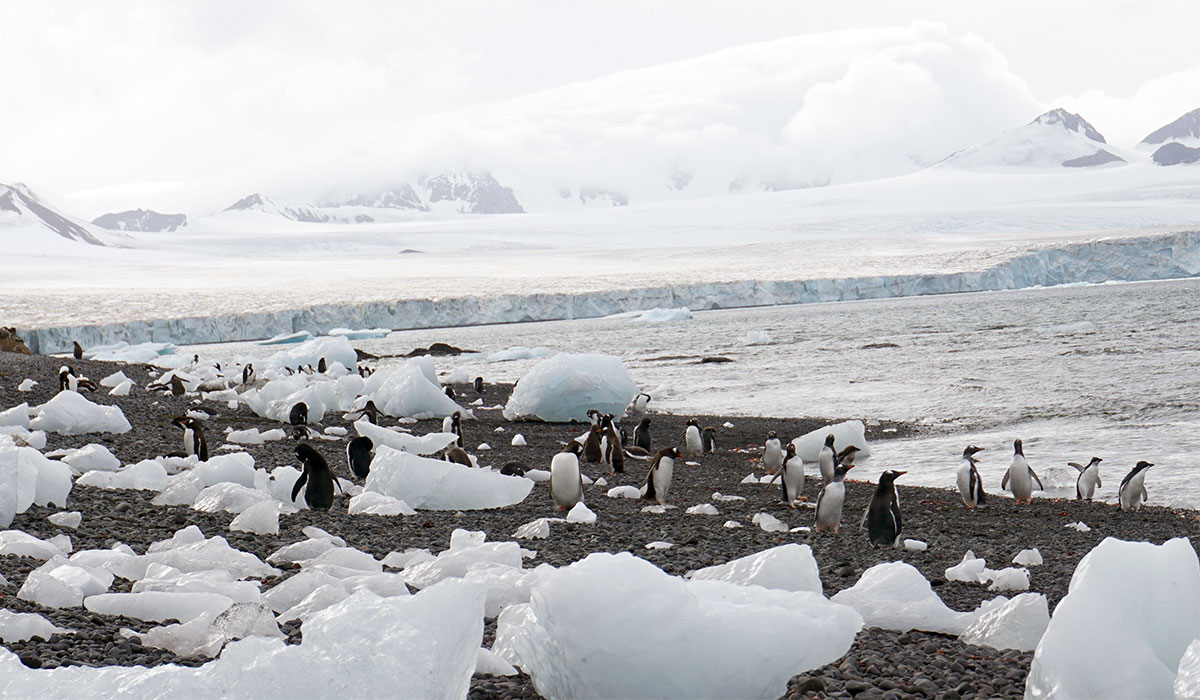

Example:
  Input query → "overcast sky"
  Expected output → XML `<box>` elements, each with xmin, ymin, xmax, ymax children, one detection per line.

<box><xmin>3</xmin><ymin>1</ymin><xmax>1198</xmax><ymax>216</ymax></box>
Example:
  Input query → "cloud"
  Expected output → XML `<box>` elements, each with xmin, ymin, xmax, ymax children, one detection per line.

<box><xmin>1056</xmin><ymin>67</ymin><xmax>1200</xmax><ymax>146</ymax></box>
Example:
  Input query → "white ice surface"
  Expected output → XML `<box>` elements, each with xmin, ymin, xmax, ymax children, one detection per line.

<box><xmin>958</xmin><ymin>593</ymin><xmax>1048</xmax><ymax>652</ymax></box>
<box><xmin>832</xmin><ymin>561</ymin><xmax>975</xmax><ymax>635</ymax></box>
<box><xmin>0</xmin><ymin>610</ymin><xmax>72</xmax><ymax>642</ymax></box>
<box><xmin>502</xmin><ymin>353</ymin><xmax>638</xmax><ymax>422</ymax></box>
<box><xmin>791</xmin><ymin>420</ymin><xmax>871</xmax><ymax>461</ymax></box>
<box><xmin>686</xmin><ymin>544</ymin><xmax>822</xmax><ymax>594</ymax></box>
<box><xmin>364</xmin><ymin>446</ymin><xmax>532</xmax><ymax>510</ymax></box>
<box><xmin>29</xmin><ymin>391</ymin><xmax>131</xmax><ymax>435</ymax></box>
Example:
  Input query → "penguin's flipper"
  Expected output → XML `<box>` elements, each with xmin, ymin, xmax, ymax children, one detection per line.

<box><xmin>779</xmin><ymin>475</ymin><xmax>788</xmax><ymax>504</ymax></box>
<box><xmin>1029</xmin><ymin>468</ymin><xmax>1044</xmax><ymax>491</ymax></box>
<box><xmin>333</xmin><ymin>477</ymin><xmax>345</xmax><ymax>496</ymax></box>
<box><xmin>1067</xmin><ymin>461</ymin><xmax>1085</xmax><ymax>472</ymax></box>
<box><xmin>858</xmin><ymin>504</ymin><xmax>869</xmax><ymax>530</ymax></box>
<box><xmin>642</xmin><ymin>467</ymin><xmax>657</xmax><ymax>502</ymax></box>
<box><xmin>1142</xmin><ymin>486</ymin><xmax>1149</xmax><ymax>501</ymax></box>
<box><xmin>1076</xmin><ymin>482</ymin><xmax>1083</xmax><ymax>500</ymax></box>
<box><xmin>291</xmin><ymin>471</ymin><xmax>309</xmax><ymax>503</ymax></box>
<box><xmin>1097</xmin><ymin>475</ymin><xmax>1102</xmax><ymax>488</ymax></box>
<box><xmin>1001</xmin><ymin>470</ymin><xmax>1010</xmax><ymax>491</ymax></box>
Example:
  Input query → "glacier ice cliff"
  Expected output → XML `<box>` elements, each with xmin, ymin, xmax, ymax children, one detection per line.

<box><xmin>17</xmin><ymin>231</ymin><xmax>1200</xmax><ymax>354</ymax></box>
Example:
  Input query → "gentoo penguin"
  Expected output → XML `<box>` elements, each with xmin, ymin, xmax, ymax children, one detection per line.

<box><xmin>473</xmin><ymin>376</ymin><xmax>484</xmax><ymax>394</ymax></box>
<box><xmin>701</xmin><ymin>427</ymin><xmax>717</xmax><ymax>454</ymax></box>
<box><xmin>837</xmin><ymin>445</ymin><xmax>860</xmax><ymax>469</ymax></box>
<box><xmin>1118</xmin><ymin>461</ymin><xmax>1154</xmax><ymax>511</ymax></box>
<box><xmin>865</xmin><ymin>470</ymin><xmax>906</xmax><ymax>546</ymax></box>
<box><xmin>641</xmin><ymin>447</ymin><xmax>680</xmax><ymax>506</ymax></box>
<box><xmin>169</xmin><ymin>375</ymin><xmax>186</xmax><ymax>396</ymax></box>
<box><xmin>72</xmin><ymin>341</ymin><xmax>84</xmax><ymax>360</ymax></box>
<box><xmin>346</xmin><ymin>436</ymin><xmax>374</xmax><ymax>479</ymax></box>
<box><xmin>449</xmin><ymin>411</ymin><xmax>464</xmax><ymax>448</ymax></box>
<box><xmin>1068</xmin><ymin>457</ymin><xmax>1103</xmax><ymax>501</ymax></box>
<box><xmin>633</xmin><ymin>417</ymin><xmax>652</xmax><ymax>452</ymax></box>
<box><xmin>684</xmin><ymin>419</ymin><xmax>703</xmax><ymax>458</ymax></box>
<box><xmin>171</xmin><ymin>416</ymin><xmax>209</xmax><ymax>462</ymax></box>
<box><xmin>289</xmin><ymin>401</ymin><xmax>309</xmax><ymax>427</ymax></box>
<box><xmin>242</xmin><ymin>363</ymin><xmax>255</xmax><ymax>385</ymax></box>
<box><xmin>443</xmin><ymin>446</ymin><xmax>473</xmax><ymax>467</ymax></box>
<box><xmin>317</xmin><ymin>357</ymin><xmax>327</xmax><ymax>374</ymax></box>
<box><xmin>58</xmin><ymin>366</ymin><xmax>75</xmax><ymax>392</ymax></box>
<box><xmin>292</xmin><ymin>443</ymin><xmax>337</xmax><ymax>510</ymax></box>
<box><xmin>762</xmin><ymin>431</ymin><xmax>784</xmax><ymax>475</ymax></box>
<box><xmin>814</xmin><ymin>463</ymin><xmax>854</xmax><ymax>533</ymax></box>
<box><xmin>600</xmin><ymin>415</ymin><xmax>624</xmax><ymax>474</ymax></box>
<box><xmin>549</xmin><ymin>442</ymin><xmax>585</xmax><ymax>511</ymax></box>
<box><xmin>779</xmin><ymin>442</ymin><xmax>805</xmax><ymax>507</ymax></box>
<box><xmin>956</xmin><ymin>445</ymin><xmax>986</xmax><ymax>508</ymax></box>
<box><xmin>818</xmin><ymin>434</ymin><xmax>837</xmax><ymax>483</ymax></box>
<box><xmin>500</xmin><ymin>461</ymin><xmax>528</xmax><ymax>477</ymax></box>
<box><xmin>582</xmin><ymin>424</ymin><xmax>604</xmax><ymax>464</ymax></box>
<box><xmin>444</xmin><ymin>386</ymin><xmax>455</xmax><ymax>400</ymax></box>
<box><xmin>1002</xmin><ymin>438</ymin><xmax>1043</xmax><ymax>505</ymax></box>
<box><xmin>357</xmin><ymin>400</ymin><xmax>381</xmax><ymax>425</ymax></box>
<box><xmin>632</xmin><ymin>392</ymin><xmax>651</xmax><ymax>413</ymax></box>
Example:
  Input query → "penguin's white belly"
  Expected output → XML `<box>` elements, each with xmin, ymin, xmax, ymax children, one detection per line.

<box><xmin>782</xmin><ymin>460</ymin><xmax>804</xmax><ymax>503</ymax></box>
<box><xmin>183</xmin><ymin>428</ymin><xmax>196</xmax><ymax>456</ymax></box>
<box><xmin>1078</xmin><ymin>468</ymin><xmax>1100</xmax><ymax>499</ymax></box>
<box><xmin>441</xmin><ymin>416</ymin><xmax>453</xmax><ymax>434</ymax></box>
<box><xmin>685</xmin><ymin>428</ymin><xmax>702</xmax><ymax>456</ymax></box>
<box><xmin>956</xmin><ymin>462</ymin><xmax>973</xmax><ymax>504</ymax></box>
<box><xmin>549</xmin><ymin>455</ymin><xmax>582</xmax><ymax>509</ymax></box>
<box><xmin>818</xmin><ymin>451</ymin><xmax>835</xmax><ymax>483</ymax></box>
<box><xmin>763</xmin><ymin>443</ymin><xmax>782</xmax><ymax>474</ymax></box>
<box><xmin>1120</xmin><ymin>472</ymin><xmax>1148</xmax><ymax>510</ymax></box>
<box><xmin>653</xmin><ymin>458</ymin><xmax>674</xmax><ymax>503</ymax></box>
<box><xmin>1008</xmin><ymin>457</ymin><xmax>1033</xmax><ymax>499</ymax></box>
<box><xmin>816</xmin><ymin>482</ymin><xmax>845</xmax><ymax>526</ymax></box>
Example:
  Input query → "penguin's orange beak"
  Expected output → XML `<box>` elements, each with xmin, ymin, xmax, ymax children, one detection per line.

<box><xmin>895</xmin><ymin>471</ymin><xmax>907</xmax><ymax>476</ymax></box>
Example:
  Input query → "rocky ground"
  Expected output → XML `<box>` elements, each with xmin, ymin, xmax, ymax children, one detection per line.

<box><xmin>2</xmin><ymin>350</ymin><xmax>1198</xmax><ymax>699</ymax></box>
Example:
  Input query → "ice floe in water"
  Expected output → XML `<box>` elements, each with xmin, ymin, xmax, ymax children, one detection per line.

<box><xmin>791</xmin><ymin>420</ymin><xmax>870</xmax><ymax>461</ymax></box>
<box><xmin>502</xmin><ymin>353</ymin><xmax>638</xmax><ymax>422</ymax></box>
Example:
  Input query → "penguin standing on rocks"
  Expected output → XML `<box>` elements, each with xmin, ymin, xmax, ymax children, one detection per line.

<box><xmin>550</xmin><ymin>442</ymin><xmax>585</xmax><ymax>511</ymax></box>
<box><xmin>814</xmin><ymin>463</ymin><xmax>854</xmax><ymax>533</ymax></box>
<box><xmin>171</xmin><ymin>416</ymin><xmax>209</xmax><ymax>462</ymax></box>
<box><xmin>444</xmin><ymin>386</ymin><xmax>455</xmax><ymax>401</ymax></box>
<box><xmin>837</xmin><ymin>445</ymin><xmax>860</xmax><ymax>469</ymax></box>
<box><xmin>865</xmin><ymin>470</ymin><xmax>906</xmax><ymax>546</ymax></box>
<box><xmin>684</xmin><ymin>419</ymin><xmax>703</xmax><ymax>458</ymax></box>
<box><xmin>474</xmin><ymin>376</ymin><xmax>484</xmax><ymax>394</ymax></box>
<box><xmin>292</xmin><ymin>443</ymin><xmax>338</xmax><ymax>510</ymax></box>
<box><xmin>762</xmin><ymin>431</ymin><xmax>783</xmax><ymax>475</ymax></box>
<box><xmin>72</xmin><ymin>341</ymin><xmax>84</xmax><ymax>360</ymax></box>
<box><xmin>449</xmin><ymin>411</ymin><xmax>464</xmax><ymax>448</ymax></box>
<box><xmin>701</xmin><ymin>427</ymin><xmax>717</xmax><ymax>454</ymax></box>
<box><xmin>1068</xmin><ymin>457</ymin><xmax>1103</xmax><ymax>501</ymax></box>
<box><xmin>582</xmin><ymin>422</ymin><xmax>604</xmax><ymax>464</ymax></box>
<box><xmin>1002</xmin><ymin>438</ymin><xmax>1043</xmax><ymax>505</ymax></box>
<box><xmin>346</xmin><ymin>436</ymin><xmax>374</xmax><ymax>479</ymax></box>
<box><xmin>600</xmin><ymin>415</ymin><xmax>624</xmax><ymax>474</ymax></box>
<box><xmin>58</xmin><ymin>366</ymin><xmax>76</xmax><ymax>392</ymax></box>
<box><xmin>242</xmin><ymin>363</ymin><xmax>255</xmax><ymax>385</ymax></box>
<box><xmin>641</xmin><ymin>447</ymin><xmax>679</xmax><ymax>506</ymax></box>
<box><xmin>357</xmin><ymin>400</ymin><xmax>381</xmax><ymax>425</ymax></box>
<box><xmin>956</xmin><ymin>445</ymin><xmax>986</xmax><ymax>508</ymax></box>
<box><xmin>631</xmin><ymin>392</ymin><xmax>651</xmax><ymax>413</ymax></box>
<box><xmin>289</xmin><ymin>402</ymin><xmax>309</xmax><ymax>427</ymax></box>
<box><xmin>774</xmin><ymin>442</ymin><xmax>804</xmax><ymax>507</ymax></box>
<box><xmin>1118</xmin><ymin>461</ymin><xmax>1154</xmax><ymax>511</ymax></box>
<box><xmin>633</xmin><ymin>417</ymin><xmax>652</xmax><ymax>452</ymax></box>
<box><xmin>818</xmin><ymin>434</ymin><xmax>837</xmax><ymax>483</ymax></box>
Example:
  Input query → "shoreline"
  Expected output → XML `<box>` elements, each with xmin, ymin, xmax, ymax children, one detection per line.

<box><xmin>3</xmin><ymin>350</ymin><xmax>1198</xmax><ymax>698</ymax></box>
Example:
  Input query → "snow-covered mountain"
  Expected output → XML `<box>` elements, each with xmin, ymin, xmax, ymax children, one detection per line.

<box><xmin>1151</xmin><ymin>142</ymin><xmax>1200</xmax><ymax>166</ymax></box>
<box><xmin>223</xmin><ymin>193</ymin><xmax>337</xmax><ymax>223</ymax></box>
<box><xmin>940</xmin><ymin>109</ymin><xmax>1126</xmax><ymax>170</ymax></box>
<box><xmin>92</xmin><ymin>209</ymin><xmax>187</xmax><ymax>232</ymax></box>
<box><xmin>0</xmin><ymin>182</ymin><xmax>107</xmax><ymax>246</ymax></box>
<box><xmin>322</xmin><ymin>171</ymin><xmax>523</xmax><ymax>215</ymax></box>
<box><xmin>1139</xmin><ymin>108</ymin><xmax>1200</xmax><ymax>149</ymax></box>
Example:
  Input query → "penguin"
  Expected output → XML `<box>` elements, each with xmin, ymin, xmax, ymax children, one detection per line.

<box><xmin>444</xmin><ymin>386</ymin><xmax>455</xmax><ymax>400</ymax></box>
<box><xmin>1002</xmin><ymin>438</ymin><xmax>1043</xmax><ymax>505</ymax></box>
<box><xmin>641</xmin><ymin>447</ymin><xmax>679</xmax><ymax>506</ymax></box>
<box><xmin>956</xmin><ymin>445</ymin><xmax>986</xmax><ymax>508</ymax></box>
<box><xmin>701</xmin><ymin>427</ymin><xmax>717</xmax><ymax>454</ymax></box>
<box><xmin>443</xmin><ymin>446</ymin><xmax>473</xmax><ymax>467</ymax></box>
<box><xmin>292</xmin><ymin>443</ymin><xmax>337</xmax><ymax>510</ymax></box>
<box><xmin>683</xmin><ymin>418</ymin><xmax>703</xmax><ymax>457</ymax></box>
<box><xmin>582</xmin><ymin>424</ymin><xmax>604</xmax><ymax>464</ymax></box>
<box><xmin>346</xmin><ymin>436</ymin><xmax>373</xmax><ymax>479</ymax></box>
<box><xmin>1118</xmin><ymin>461</ymin><xmax>1154</xmax><ymax>511</ymax></box>
<box><xmin>289</xmin><ymin>402</ymin><xmax>309</xmax><ymax>427</ymax></box>
<box><xmin>631</xmin><ymin>392</ymin><xmax>651</xmax><ymax>413</ymax></box>
<box><xmin>622</xmin><ymin>445</ymin><xmax>652</xmax><ymax>460</ymax></box>
<box><xmin>762</xmin><ymin>431</ymin><xmax>783</xmax><ymax>475</ymax></box>
<box><xmin>242</xmin><ymin>363</ymin><xmax>255</xmax><ymax>385</ymax></box>
<box><xmin>474</xmin><ymin>376</ymin><xmax>484</xmax><ymax>394</ymax></box>
<box><xmin>837</xmin><ymin>445</ymin><xmax>860</xmax><ymax>468</ymax></box>
<box><xmin>600</xmin><ymin>414</ymin><xmax>624</xmax><ymax>474</ymax></box>
<box><xmin>776</xmin><ymin>442</ymin><xmax>804</xmax><ymax>507</ymax></box>
<box><xmin>449</xmin><ymin>411</ymin><xmax>464</xmax><ymax>448</ymax></box>
<box><xmin>1068</xmin><ymin>457</ymin><xmax>1103</xmax><ymax>501</ymax></box>
<box><xmin>549</xmin><ymin>442</ymin><xmax>585</xmax><ymax>511</ymax></box>
<box><xmin>500</xmin><ymin>461</ymin><xmax>528</xmax><ymax>477</ymax></box>
<box><xmin>170</xmin><ymin>375</ymin><xmax>186</xmax><ymax>396</ymax></box>
<box><xmin>818</xmin><ymin>434</ymin><xmax>837</xmax><ymax>483</ymax></box>
<box><xmin>865</xmin><ymin>470</ymin><xmax>906</xmax><ymax>546</ymax></box>
<box><xmin>58</xmin><ymin>366</ymin><xmax>75</xmax><ymax>392</ymax></box>
<box><xmin>171</xmin><ymin>416</ymin><xmax>209</xmax><ymax>462</ymax></box>
<box><xmin>814</xmin><ymin>463</ymin><xmax>854</xmax><ymax>533</ymax></box>
<box><xmin>72</xmin><ymin>341</ymin><xmax>84</xmax><ymax>360</ymax></box>
<box><xmin>633</xmin><ymin>417</ymin><xmax>652</xmax><ymax>452</ymax></box>
<box><xmin>317</xmin><ymin>357</ymin><xmax>327</xmax><ymax>374</ymax></box>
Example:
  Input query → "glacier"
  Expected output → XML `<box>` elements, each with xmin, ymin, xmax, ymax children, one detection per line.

<box><xmin>15</xmin><ymin>230</ymin><xmax>1200</xmax><ymax>353</ymax></box>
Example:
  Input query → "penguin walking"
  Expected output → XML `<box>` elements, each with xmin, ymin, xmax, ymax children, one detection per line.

<box><xmin>814</xmin><ymin>463</ymin><xmax>854</xmax><ymax>533</ymax></box>
<box><xmin>346</xmin><ymin>436</ymin><xmax>374</xmax><ymax>479</ymax></box>
<box><xmin>242</xmin><ymin>363</ymin><xmax>255</xmax><ymax>385</ymax></box>
<box><xmin>1068</xmin><ymin>457</ymin><xmax>1103</xmax><ymax>501</ymax></box>
<box><xmin>600</xmin><ymin>415</ymin><xmax>624</xmax><ymax>474</ymax></box>
<box><xmin>701</xmin><ymin>427</ymin><xmax>717</xmax><ymax>454</ymax></box>
<box><xmin>865</xmin><ymin>470</ymin><xmax>906</xmax><ymax>546</ymax></box>
<box><xmin>474</xmin><ymin>376</ymin><xmax>484</xmax><ymax>394</ymax></box>
<box><xmin>549</xmin><ymin>442</ymin><xmax>585</xmax><ymax>511</ymax></box>
<box><xmin>1118</xmin><ymin>461</ymin><xmax>1154</xmax><ymax>511</ymax></box>
<box><xmin>1002</xmin><ymin>438</ymin><xmax>1043</xmax><ymax>505</ymax></box>
<box><xmin>171</xmin><ymin>416</ymin><xmax>209</xmax><ymax>462</ymax></box>
<box><xmin>641</xmin><ymin>447</ymin><xmax>680</xmax><ymax>506</ymax></box>
<box><xmin>775</xmin><ymin>442</ymin><xmax>804</xmax><ymax>507</ymax></box>
<box><xmin>818</xmin><ymin>434</ymin><xmax>837</xmax><ymax>483</ymax></box>
<box><xmin>683</xmin><ymin>419</ymin><xmax>703</xmax><ymax>458</ymax></box>
<box><xmin>762</xmin><ymin>431</ymin><xmax>783</xmax><ymax>475</ymax></box>
<box><xmin>292</xmin><ymin>443</ymin><xmax>338</xmax><ymax>510</ymax></box>
<box><xmin>633</xmin><ymin>417</ymin><xmax>652</xmax><ymax>452</ymax></box>
<box><xmin>956</xmin><ymin>445</ymin><xmax>986</xmax><ymax>508</ymax></box>
<box><xmin>58</xmin><ymin>366</ymin><xmax>76</xmax><ymax>392</ymax></box>
<box><xmin>444</xmin><ymin>386</ymin><xmax>455</xmax><ymax>400</ymax></box>
<box><xmin>289</xmin><ymin>402</ymin><xmax>309</xmax><ymax>427</ymax></box>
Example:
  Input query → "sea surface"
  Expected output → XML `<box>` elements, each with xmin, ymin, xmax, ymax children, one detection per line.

<box><xmin>188</xmin><ymin>278</ymin><xmax>1200</xmax><ymax>508</ymax></box>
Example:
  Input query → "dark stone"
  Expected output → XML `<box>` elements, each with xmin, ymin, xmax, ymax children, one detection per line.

<box><xmin>19</xmin><ymin>653</ymin><xmax>42</xmax><ymax>669</ymax></box>
<box><xmin>699</xmin><ymin>356</ymin><xmax>734</xmax><ymax>364</ymax></box>
<box><xmin>792</xmin><ymin>676</ymin><xmax>826</xmax><ymax>693</ymax></box>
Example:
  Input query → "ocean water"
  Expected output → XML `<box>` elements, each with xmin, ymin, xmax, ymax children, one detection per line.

<box><xmin>187</xmin><ymin>278</ymin><xmax>1200</xmax><ymax>508</ymax></box>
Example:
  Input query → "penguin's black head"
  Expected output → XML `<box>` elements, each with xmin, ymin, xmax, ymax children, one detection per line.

<box><xmin>637</xmin><ymin>417</ymin><xmax>651</xmax><ymax>428</ymax></box>
<box><xmin>824</xmin><ymin>434</ymin><xmax>836</xmax><ymax>447</ymax></box>
<box><xmin>881</xmin><ymin>469</ymin><xmax>907</xmax><ymax>484</ymax></box>
<box><xmin>1091</xmin><ymin>457</ymin><xmax>1103</xmax><ymax>465</ymax></box>
<box><xmin>661</xmin><ymin>447</ymin><xmax>680</xmax><ymax>459</ymax></box>
<box><xmin>687</xmin><ymin>418</ymin><xmax>699</xmax><ymax>427</ymax></box>
<box><xmin>562</xmin><ymin>441</ymin><xmax>583</xmax><ymax>455</ymax></box>
<box><xmin>171</xmin><ymin>416</ymin><xmax>188</xmax><ymax>429</ymax></box>
<box><xmin>1136</xmin><ymin>460</ymin><xmax>1154</xmax><ymax>470</ymax></box>
<box><xmin>784</xmin><ymin>442</ymin><xmax>796</xmax><ymax>458</ymax></box>
<box><xmin>767</xmin><ymin>430</ymin><xmax>777</xmax><ymax>440</ymax></box>
<box><xmin>702</xmin><ymin>426</ymin><xmax>715</xmax><ymax>435</ymax></box>
<box><xmin>295</xmin><ymin>442</ymin><xmax>326</xmax><ymax>468</ymax></box>
<box><xmin>1013</xmin><ymin>438</ymin><xmax>1024</xmax><ymax>455</ymax></box>
<box><xmin>600</xmin><ymin>414</ymin><xmax>613</xmax><ymax>429</ymax></box>
<box><xmin>963</xmin><ymin>445</ymin><xmax>984</xmax><ymax>458</ymax></box>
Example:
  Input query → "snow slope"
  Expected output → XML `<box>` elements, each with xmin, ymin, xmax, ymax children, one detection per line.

<box><xmin>941</xmin><ymin>109</ymin><xmax>1130</xmax><ymax>170</ymax></box>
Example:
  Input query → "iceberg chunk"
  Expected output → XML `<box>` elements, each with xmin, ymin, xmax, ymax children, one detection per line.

<box><xmin>29</xmin><ymin>391</ymin><xmax>131</xmax><ymax>435</ymax></box>
<box><xmin>832</xmin><ymin>561</ymin><xmax>975</xmax><ymax>635</ymax></box>
<box><xmin>791</xmin><ymin>420</ymin><xmax>870</xmax><ymax>461</ymax></box>
<box><xmin>503</xmin><ymin>353</ymin><xmax>638</xmax><ymax>422</ymax></box>
<box><xmin>364</xmin><ymin>446</ymin><xmax>532</xmax><ymax>511</ymax></box>
<box><xmin>958</xmin><ymin>593</ymin><xmax>1049</xmax><ymax>651</ymax></box>
<box><xmin>686</xmin><ymin>544</ymin><xmax>822</xmax><ymax>594</ymax></box>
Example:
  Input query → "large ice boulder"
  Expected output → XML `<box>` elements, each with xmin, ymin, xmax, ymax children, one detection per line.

<box><xmin>193</xmin><ymin>453</ymin><xmax>257</xmax><ymax>488</ymax></box>
<box><xmin>361</xmin><ymin>359</ymin><xmax>464</xmax><ymax>419</ymax></box>
<box><xmin>0</xmin><ymin>403</ymin><xmax>30</xmax><ymax>428</ymax></box>
<box><xmin>791</xmin><ymin>420</ymin><xmax>870</xmax><ymax>461</ymax></box>
<box><xmin>496</xmin><ymin>552</ymin><xmax>861</xmax><ymax>699</ymax></box>
<box><xmin>0</xmin><ymin>583</ymin><xmax>484</xmax><ymax>699</ymax></box>
<box><xmin>958</xmin><ymin>593</ymin><xmax>1049</xmax><ymax>651</ymax></box>
<box><xmin>403</xmin><ymin>530</ymin><xmax>524</xmax><ymax>590</ymax></box>
<box><xmin>686</xmin><ymin>544</ymin><xmax>822</xmax><ymax>594</ymax></box>
<box><xmin>29</xmin><ymin>391</ymin><xmax>131</xmax><ymax>435</ymax></box>
<box><xmin>503</xmin><ymin>353</ymin><xmax>639</xmax><ymax>422</ymax></box>
<box><xmin>1027</xmin><ymin>537</ymin><xmax>1200</xmax><ymax>699</ymax></box>
<box><xmin>18</xmin><ymin>556</ymin><xmax>113</xmax><ymax>608</ymax></box>
<box><xmin>0</xmin><ymin>610</ymin><xmax>72</xmax><ymax>642</ymax></box>
<box><xmin>62</xmin><ymin>443</ymin><xmax>121</xmax><ymax>473</ymax></box>
<box><xmin>832</xmin><ymin>561</ymin><xmax>974</xmax><ymax>635</ymax></box>
<box><xmin>364</xmin><ymin>446</ymin><xmax>532</xmax><ymax>510</ymax></box>
<box><xmin>353</xmin><ymin>419</ymin><xmax>458</xmax><ymax>455</ymax></box>
<box><xmin>0</xmin><ymin>438</ymin><xmax>44</xmax><ymax>526</ymax></box>
<box><xmin>76</xmin><ymin>459</ymin><xmax>170</xmax><ymax>492</ymax></box>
